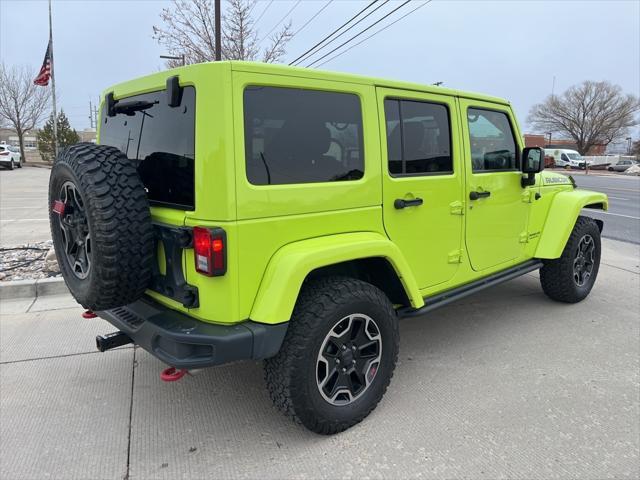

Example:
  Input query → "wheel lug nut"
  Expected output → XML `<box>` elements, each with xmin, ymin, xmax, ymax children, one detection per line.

<box><xmin>352</xmin><ymin>360</ymin><xmax>356</xmax><ymax>365</ymax></box>
<box><xmin>351</xmin><ymin>345</ymin><xmax>356</xmax><ymax>351</ymax></box>
<box><xmin>341</xmin><ymin>368</ymin><xmax>346</xmax><ymax>373</ymax></box>
<box><xmin>336</xmin><ymin>359</ymin><xmax>340</xmax><ymax>364</ymax></box>
<box><xmin>342</xmin><ymin>345</ymin><xmax>346</xmax><ymax>350</ymax></box>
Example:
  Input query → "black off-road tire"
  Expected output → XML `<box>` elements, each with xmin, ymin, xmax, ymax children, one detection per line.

<box><xmin>49</xmin><ymin>143</ymin><xmax>154</xmax><ymax>311</ymax></box>
<box><xmin>264</xmin><ymin>276</ymin><xmax>399</xmax><ymax>435</ymax></box>
<box><xmin>540</xmin><ymin>216</ymin><xmax>601</xmax><ymax>303</ymax></box>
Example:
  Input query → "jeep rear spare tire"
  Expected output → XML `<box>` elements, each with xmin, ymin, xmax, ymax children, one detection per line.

<box><xmin>49</xmin><ymin>143</ymin><xmax>154</xmax><ymax>311</ymax></box>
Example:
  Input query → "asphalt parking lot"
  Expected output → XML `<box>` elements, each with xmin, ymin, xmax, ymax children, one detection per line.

<box><xmin>0</xmin><ymin>166</ymin><xmax>50</xmax><ymax>246</ymax></box>
<box><xmin>1</xmin><ymin>239</ymin><xmax>639</xmax><ymax>480</ymax></box>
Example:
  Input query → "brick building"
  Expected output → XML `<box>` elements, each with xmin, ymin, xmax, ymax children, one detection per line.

<box><xmin>523</xmin><ymin>133</ymin><xmax>606</xmax><ymax>155</ymax></box>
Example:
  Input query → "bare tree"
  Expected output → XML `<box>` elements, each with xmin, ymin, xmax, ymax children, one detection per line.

<box><xmin>528</xmin><ymin>81</ymin><xmax>639</xmax><ymax>155</ymax></box>
<box><xmin>153</xmin><ymin>0</ymin><xmax>293</xmax><ymax>68</ymax></box>
<box><xmin>0</xmin><ymin>63</ymin><xmax>51</xmax><ymax>162</ymax></box>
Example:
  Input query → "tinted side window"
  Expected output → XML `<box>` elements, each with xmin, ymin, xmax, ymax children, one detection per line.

<box><xmin>467</xmin><ymin>108</ymin><xmax>518</xmax><ymax>172</ymax></box>
<box><xmin>384</xmin><ymin>99</ymin><xmax>452</xmax><ymax>175</ymax></box>
<box><xmin>244</xmin><ymin>86</ymin><xmax>364</xmax><ymax>185</ymax></box>
<box><xmin>100</xmin><ymin>87</ymin><xmax>195</xmax><ymax>209</ymax></box>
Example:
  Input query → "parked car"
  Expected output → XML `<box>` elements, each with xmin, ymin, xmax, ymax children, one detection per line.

<box><xmin>608</xmin><ymin>159</ymin><xmax>638</xmax><ymax>172</ymax></box>
<box><xmin>0</xmin><ymin>145</ymin><xmax>22</xmax><ymax>169</ymax></box>
<box><xmin>544</xmin><ymin>148</ymin><xmax>586</xmax><ymax>169</ymax></box>
<box><xmin>49</xmin><ymin>62</ymin><xmax>608</xmax><ymax>434</ymax></box>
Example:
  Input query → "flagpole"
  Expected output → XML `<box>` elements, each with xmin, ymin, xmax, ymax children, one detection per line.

<box><xmin>48</xmin><ymin>0</ymin><xmax>59</xmax><ymax>158</ymax></box>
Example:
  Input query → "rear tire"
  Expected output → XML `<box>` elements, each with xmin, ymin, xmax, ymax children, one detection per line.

<box><xmin>264</xmin><ymin>277</ymin><xmax>399</xmax><ymax>435</ymax></box>
<box><xmin>540</xmin><ymin>216</ymin><xmax>601</xmax><ymax>303</ymax></box>
<box><xmin>9</xmin><ymin>160</ymin><xmax>14</xmax><ymax>170</ymax></box>
<box><xmin>49</xmin><ymin>143</ymin><xmax>154</xmax><ymax>311</ymax></box>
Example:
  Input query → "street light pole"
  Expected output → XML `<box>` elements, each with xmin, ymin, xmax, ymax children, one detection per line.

<box><xmin>160</xmin><ymin>54</ymin><xmax>185</xmax><ymax>66</ymax></box>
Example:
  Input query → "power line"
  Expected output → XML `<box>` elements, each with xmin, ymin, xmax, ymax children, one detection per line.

<box><xmin>288</xmin><ymin>0</ymin><xmax>378</xmax><ymax>66</ymax></box>
<box><xmin>248</xmin><ymin>0</ymin><xmax>258</xmax><ymax>16</ymax></box>
<box><xmin>315</xmin><ymin>0</ymin><xmax>432</xmax><ymax>68</ymax></box>
<box><xmin>292</xmin><ymin>0</ymin><xmax>334</xmax><ymax>37</ymax></box>
<box><xmin>254</xmin><ymin>0</ymin><xmax>274</xmax><ymax>24</ymax></box>
<box><xmin>305</xmin><ymin>0</ymin><xmax>413</xmax><ymax>68</ymax></box>
<box><xmin>260</xmin><ymin>0</ymin><xmax>302</xmax><ymax>42</ymax></box>
<box><xmin>292</xmin><ymin>0</ymin><xmax>389</xmax><ymax>66</ymax></box>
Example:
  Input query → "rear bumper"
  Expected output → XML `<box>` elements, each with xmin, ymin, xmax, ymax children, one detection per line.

<box><xmin>97</xmin><ymin>298</ymin><xmax>288</xmax><ymax>369</ymax></box>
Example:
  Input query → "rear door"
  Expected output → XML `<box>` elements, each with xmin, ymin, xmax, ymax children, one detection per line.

<box><xmin>378</xmin><ymin>88</ymin><xmax>464</xmax><ymax>289</ymax></box>
<box><xmin>99</xmin><ymin>86</ymin><xmax>195</xmax><ymax>306</ymax></box>
<box><xmin>459</xmin><ymin>99</ymin><xmax>529</xmax><ymax>271</ymax></box>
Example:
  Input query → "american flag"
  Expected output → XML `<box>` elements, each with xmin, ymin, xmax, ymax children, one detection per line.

<box><xmin>33</xmin><ymin>40</ymin><xmax>52</xmax><ymax>86</ymax></box>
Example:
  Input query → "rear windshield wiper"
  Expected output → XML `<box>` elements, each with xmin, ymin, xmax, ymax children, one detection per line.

<box><xmin>112</xmin><ymin>100</ymin><xmax>158</xmax><ymax>116</ymax></box>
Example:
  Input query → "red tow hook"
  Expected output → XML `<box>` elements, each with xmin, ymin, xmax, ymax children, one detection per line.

<box><xmin>160</xmin><ymin>366</ymin><xmax>189</xmax><ymax>382</ymax></box>
<box><xmin>52</xmin><ymin>200</ymin><xmax>66</xmax><ymax>215</ymax></box>
<box><xmin>82</xmin><ymin>310</ymin><xmax>98</xmax><ymax>319</ymax></box>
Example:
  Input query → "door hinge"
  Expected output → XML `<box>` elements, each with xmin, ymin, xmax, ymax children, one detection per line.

<box><xmin>519</xmin><ymin>231</ymin><xmax>529</xmax><ymax>243</ymax></box>
<box><xmin>521</xmin><ymin>190</ymin><xmax>534</xmax><ymax>203</ymax></box>
<box><xmin>449</xmin><ymin>200</ymin><xmax>464</xmax><ymax>215</ymax></box>
<box><xmin>448</xmin><ymin>249</ymin><xmax>463</xmax><ymax>263</ymax></box>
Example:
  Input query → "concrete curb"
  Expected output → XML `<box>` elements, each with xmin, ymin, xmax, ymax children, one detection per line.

<box><xmin>0</xmin><ymin>276</ymin><xmax>68</xmax><ymax>300</ymax></box>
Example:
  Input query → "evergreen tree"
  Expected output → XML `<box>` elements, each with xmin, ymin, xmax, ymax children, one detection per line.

<box><xmin>37</xmin><ymin>110</ymin><xmax>80</xmax><ymax>163</ymax></box>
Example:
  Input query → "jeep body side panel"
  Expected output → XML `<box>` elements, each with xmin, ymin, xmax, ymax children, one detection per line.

<box><xmin>250</xmin><ymin>232</ymin><xmax>424</xmax><ymax>324</ymax></box>
<box><xmin>534</xmin><ymin>189</ymin><xmax>608</xmax><ymax>259</ymax></box>
<box><xmin>231</xmin><ymin>68</ymin><xmax>395</xmax><ymax>323</ymax></box>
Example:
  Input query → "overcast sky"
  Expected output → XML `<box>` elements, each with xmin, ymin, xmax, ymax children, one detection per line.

<box><xmin>1</xmin><ymin>0</ymin><xmax>639</xmax><ymax>140</ymax></box>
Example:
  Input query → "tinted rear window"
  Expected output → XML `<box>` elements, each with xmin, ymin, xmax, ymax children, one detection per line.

<box><xmin>243</xmin><ymin>86</ymin><xmax>364</xmax><ymax>185</ymax></box>
<box><xmin>100</xmin><ymin>87</ymin><xmax>195</xmax><ymax>209</ymax></box>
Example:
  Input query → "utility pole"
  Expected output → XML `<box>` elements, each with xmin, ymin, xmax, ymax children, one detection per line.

<box><xmin>89</xmin><ymin>99</ymin><xmax>94</xmax><ymax>129</ymax></box>
<box><xmin>215</xmin><ymin>0</ymin><xmax>222</xmax><ymax>61</ymax></box>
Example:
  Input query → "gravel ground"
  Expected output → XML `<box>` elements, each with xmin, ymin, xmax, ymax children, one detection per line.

<box><xmin>0</xmin><ymin>240</ymin><xmax>60</xmax><ymax>282</ymax></box>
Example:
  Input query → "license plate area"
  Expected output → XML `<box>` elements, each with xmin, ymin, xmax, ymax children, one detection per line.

<box><xmin>150</xmin><ymin>223</ymin><xmax>199</xmax><ymax>308</ymax></box>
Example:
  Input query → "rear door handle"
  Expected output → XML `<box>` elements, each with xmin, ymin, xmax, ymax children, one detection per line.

<box><xmin>469</xmin><ymin>191</ymin><xmax>491</xmax><ymax>200</ymax></box>
<box><xmin>394</xmin><ymin>198</ymin><xmax>423</xmax><ymax>209</ymax></box>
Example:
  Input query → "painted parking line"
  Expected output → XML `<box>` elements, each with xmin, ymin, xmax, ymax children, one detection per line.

<box><xmin>0</xmin><ymin>218</ymin><xmax>49</xmax><ymax>222</ymax></box>
<box><xmin>607</xmin><ymin>196</ymin><xmax>629</xmax><ymax>201</ymax></box>
<box><xmin>584</xmin><ymin>210</ymin><xmax>640</xmax><ymax>220</ymax></box>
<box><xmin>578</xmin><ymin>186</ymin><xmax>640</xmax><ymax>194</ymax></box>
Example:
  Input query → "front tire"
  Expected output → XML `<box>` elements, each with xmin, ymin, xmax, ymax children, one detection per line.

<box><xmin>540</xmin><ymin>216</ymin><xmax>601</xmax><ymax>303</ymax></box>
<box><xmin>264</xmin><ymin>277</ymin><xmax>399</xmax><ymax>434</ymax></box>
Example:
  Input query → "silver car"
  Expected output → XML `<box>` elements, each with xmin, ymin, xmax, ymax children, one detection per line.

<box><xmin>608</xmin><ymin>159</ymin><xmax>638</xmax><ymax>172</ymax></box>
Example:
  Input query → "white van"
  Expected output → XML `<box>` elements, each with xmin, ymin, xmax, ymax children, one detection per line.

<box><xmin>545</xmin><ymin>148</ymin><xmax>586</xmax><ymax>169</ymax></box>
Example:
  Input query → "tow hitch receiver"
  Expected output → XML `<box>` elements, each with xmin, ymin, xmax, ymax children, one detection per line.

<box><xmin>96</xmin><ymin>331</ymin><xmax>133</xmax><ymax>352</ymax></box>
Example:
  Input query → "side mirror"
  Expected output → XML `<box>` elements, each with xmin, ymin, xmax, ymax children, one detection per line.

<box><xmin>521</xmin><ymin>147</ymin><xmax>544</xmax><ymax>186</ymax></box>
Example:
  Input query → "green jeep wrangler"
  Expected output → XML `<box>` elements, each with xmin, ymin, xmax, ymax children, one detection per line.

<box><xmin>49</xmin><ymin>62</ymin><xmax>607</xmax><ymax>434</ymax></box>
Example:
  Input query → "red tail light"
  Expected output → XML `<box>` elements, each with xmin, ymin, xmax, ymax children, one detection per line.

<box><xmin>193</xmin><ymin>227</ymin><xmax>226</xmax><ymax>276</ymax></box>
<box><xmin>0</xmin><ymin>151</ymin><xmax>9</xmax><ymax>156</ymax></box>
